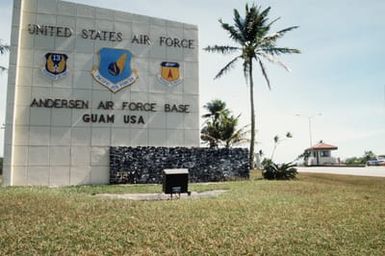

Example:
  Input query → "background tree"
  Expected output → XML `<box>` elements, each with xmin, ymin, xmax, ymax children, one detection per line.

<box><xmin>201</xmin><ymin>99</ymin><xmax>249</xmax><ymax>148</ymax></box>
<box><xmin>220</xmin><ymin>114</ymin><xmax>249</xmax><ymax>148</ymax></box>
<box><xmin>344</xmin><ymin>151</ymin><xmax>377</xmax><ymax>166</ymax></box>
<box><xmin>205</xmin><ymin>4</ymin><xmax>300</xmax><ymax>168</ymax></box>
<box><xmin>201</xmin><ymin>99</ymin><xmax>230</xmax><ymax>148</ymax></box>
<box><xmin>202</xmin><ymin>99</ymin><xmax>230</xmax><ymax>123</ymax></box>
<box><xmin>0</xmin><ymin>40</ymin><xmax>10</xmax><ymax>72</ymax></box>
<box><xmin>363</xmin><ymin>151</ymin><xmax>376</xmax><ymax>162</ymax></box>
<box><xmin>270</xmin><ymin>132</ymin><xmax>292</xmax><ymax>160</ymax></box>
<box><xmin>201</xmin><ymin>119</ymin><xmax>221</xmax><ymax>148</ymax></box>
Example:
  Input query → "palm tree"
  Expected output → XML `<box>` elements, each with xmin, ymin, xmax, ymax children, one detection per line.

<box><xmin>201</xmin><ymin>99</ymin><xmax>230</xmax><ymax>148</ymax></box>
<box><xmin>221</xmin><ymin>114</ymin><xmax>250</xmax><ymax>148</ymax></box>
<box><xmin>202</xmin><ymin>99</ymin><xmax>230</xmax><ymax>124</ymax></box>
<box><xmin>270</xmin><ymin>132</ymin><xmax>293</xmax><ymax>160</ymax></box>
<box><xmin>201</xmin><ymin>119</ymin><xmax>221</xmax><ymax>148</ymax></box>
<box><xmin>201</xmin><ymin>99</ymin><xmax>249</xmax><ymax>148</ymax></box>
<box><xmin>0</xmin><ymin>40</ymin><xmax>10</xmax><ymax>72</ymax></box>
<box><xmin>201</xmin><ymin>113</ymin><xmax>249</xmax><ymax>148</ymax></box>
<box><xmin>204</xmin><ymin>4</ymin><xmax>300</xmax><ymax>168</ymax></box>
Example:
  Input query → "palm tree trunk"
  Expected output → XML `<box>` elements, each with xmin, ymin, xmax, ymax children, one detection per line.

<box><xmin>249</xmin><ymin>58</ymin><xmax>255</xmax><ymax>169</ymax></box>
<box><xmin>271</xmin><ymin>144</ymin><xmax>277</xmax><ymax>160</ymax></box>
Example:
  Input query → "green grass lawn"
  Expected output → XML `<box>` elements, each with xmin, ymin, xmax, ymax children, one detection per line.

<box><xmin>1</xmin><ymin>173</ymin><xmax>385</xmax><ymax>255</ymax></box>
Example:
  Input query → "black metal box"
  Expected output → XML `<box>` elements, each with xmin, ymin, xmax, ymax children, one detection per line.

<box><xmin>162</xmin><ymin>169</ymin><xmax>189</xmax><ymax>194</ymax></box>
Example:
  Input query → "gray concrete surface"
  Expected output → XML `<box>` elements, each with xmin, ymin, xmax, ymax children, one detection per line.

<box><xmin>297</xmin><ymin>166</ymin><xmax>385</xmax><ymax>177</ymax></box>
<box><xmin>96</xmin><ymin>190</ymin><xmax>228</xmax><ymax>201</ymax></box>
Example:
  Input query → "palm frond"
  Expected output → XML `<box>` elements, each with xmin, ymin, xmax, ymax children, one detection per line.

<box><xmin>255</xmin><ymin>6</ymin><xmax>271</xmax><ymax>29</ymax></box>
<box><xmin>276</xmin><ymin>26</ymin><xmax>299</xmax><ymax>36</ymax></box>
<box><xmin>261</xmin><ymin>47</ymin><xmax>301</xmax><ymax>56</ymax></box>
<box><xmin>233</xmin><ymin>9</ymin><xmax>245</xmax><ymax>33</ymax></box>
<box><xmin>225</xmin><ymin>124</ymin><xmax>251</xmax><ymax>147</ymax></box>
<box><xmin>0</xmin><ymin>44</ymin><xmax>10</xmax><ymax>54</ymax></box>
<box><xmin>258</xmin><ymin>59</ymin><xmax>271</xmax><ymax>90</ymax></box>
<box><xmin>204</xmin><ymin>45</ymin><xmax>240</xmax><ymax>55</ymax></box>
<box><xmin>219</xmin><ymin>19</ymin><xmax>244</xmax><ymax>44</ymax></box>
<box><xmin>202</xmin><ymin>113</ymin><xmax>212</xmax><ymax>118</ymax></box>
<box><xmin>259</xmin><ymin>52</ymin><xmax>291</xmax><ymax>72</ymax></box>
<box><xmin>214</xmin><ymin>56</ymin><xmax>241</xmax><ymax>79</ymax></box>
<box><xmin>202</xmin><ymin>99</ymin><xmax>230</xmax><ymax>122</ymax></box>
<box><xmin>259</xmin><ymin>6</ymin><xmax>271</xmax><ymax>19</ymax></box>
<box><xmin>261</xmin><ymin>26</ymin><xmax>299</xmax><ymax>45</ymax></box>
<box><xmin>0</xmin><ymin>42</ymin><xmax>10</xmax><ymax>72</ymax></box>
<box><xmin>245</xmin><ymin>6</ymin><xmax>271</xmax><ymax>42</ymax></box>
<box><xmin>266</xmin><ymin>17</ymin><xmax>281</xmax><ymax>28</ymax></box>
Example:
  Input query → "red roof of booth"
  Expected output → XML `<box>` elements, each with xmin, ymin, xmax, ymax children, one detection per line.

<box><xmin>306</xmin><ymin>142</ymin><xmax>338</xmax><ymax>151</ymax></box>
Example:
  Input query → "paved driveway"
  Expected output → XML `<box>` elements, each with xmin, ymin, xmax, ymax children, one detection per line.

<box><xmin>297</xmin><ymin>166</ymin><xmax>385</xmax><ymax>177</ymax></box>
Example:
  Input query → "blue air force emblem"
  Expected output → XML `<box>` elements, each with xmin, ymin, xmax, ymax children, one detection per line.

<box><xmin>91</xmin><ymin>48</ymin><xmax>138</xmax><ymax>93</ymax></box>
<box><xmin>158</xmin><ymin>61</ymin><xmax>183</xmax><ymax>87</ymax></box>
<box><xmin>42</xmin><ymin>53</ymin><xmax>68</xmax><ymax>80</ymax></box>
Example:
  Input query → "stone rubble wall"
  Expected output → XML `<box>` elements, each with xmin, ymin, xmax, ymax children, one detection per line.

<box><xmin>110</xmin><ymin>147</ymin><xmax>250</xmax><ymax>184</ymax></box>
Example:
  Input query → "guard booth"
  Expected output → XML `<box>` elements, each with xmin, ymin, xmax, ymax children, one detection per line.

<box><xmin>163</xmin><ymin>169</ymin><xmax>190</xmax><ymax>198</ymax></box>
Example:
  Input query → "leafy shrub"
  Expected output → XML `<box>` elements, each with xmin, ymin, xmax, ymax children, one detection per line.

<box><xmin>262</xmin><ymin>160</ymin><xmax>298</xmax><ymax>180</ymax></box>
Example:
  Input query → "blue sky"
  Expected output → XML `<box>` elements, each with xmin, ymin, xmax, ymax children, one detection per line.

<box><xmin>0</xmin><ymin>0</ymin><xmax>384</xmax><ymax>162</ymax></box>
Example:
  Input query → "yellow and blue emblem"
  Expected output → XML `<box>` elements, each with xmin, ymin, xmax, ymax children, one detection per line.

<box><xmin>158</xmin><ymin>62</ymin><xmax>182</xmax><ymax>87</ymax></box>
<box><xmin>41</xmin><ymin>53</ymin><xmax>68</xmax><ymax>80</ymax></box>
<box><xmin>91</xmin><ymin>48</ymin><xmax>138</xmax><ymax>93</ymax></box>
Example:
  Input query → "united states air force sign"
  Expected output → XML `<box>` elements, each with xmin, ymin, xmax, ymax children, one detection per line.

<box><xmin>41</xmin><ymin>53</ymin><xmax>68</xmax><ymax>80</ymax></box>
<box><xmin>158</xmin><ymin>62</ymin><xmax>182</xmax><ymax>87</ymax></box>
<box><xmin>29</xmin><ymin>16</ymin><xmax>196</xmax><ymax>126</ymax></box>
<box><xmin>32</xmin><ymin>22</ymin><xmax>191</xmax><ymax>92</ymax></box>
<box><xmin>91</xmin><ymin>48</ymin><xmax>138</xmax><ymax>93</ymax></box>
<box><xmin>41</xmin><ymin>47</ymin><xmax>185</xmax><ymax>92</ymax></box>
<box><xmin>3</xmin><ymin>0</ymin><xmax>199</xmax><ymax>187</ymax></box>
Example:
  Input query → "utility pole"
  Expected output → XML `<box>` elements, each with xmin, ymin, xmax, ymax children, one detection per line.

<box><xmin>296</xmin><ymin>113</ymin><xmax>322</xmax><ymax>148</ymax></box>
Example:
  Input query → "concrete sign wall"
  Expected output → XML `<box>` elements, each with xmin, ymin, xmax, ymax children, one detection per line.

<box><xmin>3</xmin><ymin>0</ymin><xmax>199</xmax><ymax>186</ymax></box>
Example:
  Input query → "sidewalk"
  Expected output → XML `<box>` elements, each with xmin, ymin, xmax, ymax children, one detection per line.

<box><xmin>297</xmin><ymin>166</ymin><xmax>385</xmax><ymax>177</ymax></box>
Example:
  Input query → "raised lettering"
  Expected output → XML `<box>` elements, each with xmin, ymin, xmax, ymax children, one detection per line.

<box><xmin>27</xmin><ymin>24</ymin><xmax>36</xmax><ymax>34</ymax></box>
<box><xmin>143</xmin><ymin>35</ymin><xmax>151</xmax><ymax>45</ymax></box>
<box><xmin>56</xmin><ymin>26</ymin><xmax>64</xmax><ymax>37</ymax></box>
<box><xmin>29</xmin><ymin>98</ymin><xmax>89</xmax><ymax>109</ymax></box>
<box><xmin>164</xmin><ymin>104</ymin><xmax>190</xmax><ymax>113</ymax></box>
<box><xmin>97</xmin><ymin>101</ymin><xmax>114</xmax><ymax>110</ymax></box>
<box><xmin>173</xmin><ymin>38</ymin><xmax>181</xmax><ymax>48</ymax></box>
<box><xmin>37</xmin><ymin>25</ymin><xmax>45</xmax><ymax>35</ymax></box>
<box><xmin>116</xmin><ymin>32</ymin><xmax>123</xmax><ymax>42</ymax></box>
<box><xmin>82</xmin><ymin>114</ymin><xmax>114</xmax><ymax>123</ymax></box>
<box><xmin>159</xmin><ymin>36</ymin><xmax>195</xmax><ymax>49</ymax></box>
<box><xmin>30</xmin><ymin>98</ymin><xmax>39</xmax><ymax>107</ymax></box>
<box><xmin>48</xmin><ymin>26</ymin><xmax>55</xmax><ymax>36</ymax></box>
<box><xmin>108</xmin><ymin>31</ymin><xmax>115</xmax><ymax>41</ymax></box>
<box><xmin>102</xmin><ymin>31</ymin><xmax>108</xmax><ymax>41</ymax></box>
<box><xmin>138</xmin><ymin>116</ymin><xmax>145</xmax><ymax>124</ymax></box>
<box><xmin>159</xmin><ymin>36</ymin><xmax>166</xmax><ymax>46</ymax></box>
<box><xmin>188</xmin><ymin>40</ymin><xmax>194</xmax><ymax>49</ymax></box>
<box><xmin>131</xmin><ymin>35</ymin><xmax>140</xmax><ymax>44</ymax></box>
<box><xmin>64</xmin><ymin>27</ymin><xmax>72</xmax><ymax>37</ymax></box>
<box><xmin>81</xmin><ymin>29</ymin><xmax>88</xmax><ymax>39</ymax></box>
<box><xmin>82</xmin><ymin>114</ymin><xmax>91</xmax><ymax>122</ymax></box>
<box><xmin>123</xmin><ymin>115</ymin><xmax>145</xmax><ymax>124</ymax></box>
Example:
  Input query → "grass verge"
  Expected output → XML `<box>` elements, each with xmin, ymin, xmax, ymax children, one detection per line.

<box><xmin>1</xmin><ymin>173</ymin><xmax>384</xmax><ymax>255</ymax></box>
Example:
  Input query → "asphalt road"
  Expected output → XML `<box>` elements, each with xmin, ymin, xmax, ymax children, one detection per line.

<box><xmin>297</xmin><ymin>166</ymin><xmax>385</xmax><ymax>177</ymax></box>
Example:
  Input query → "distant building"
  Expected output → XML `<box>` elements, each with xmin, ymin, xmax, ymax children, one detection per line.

<box><xmin>304</xmin><ymin>141</ymin><xmax>339</xmax><ymax>166</ymax></box>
